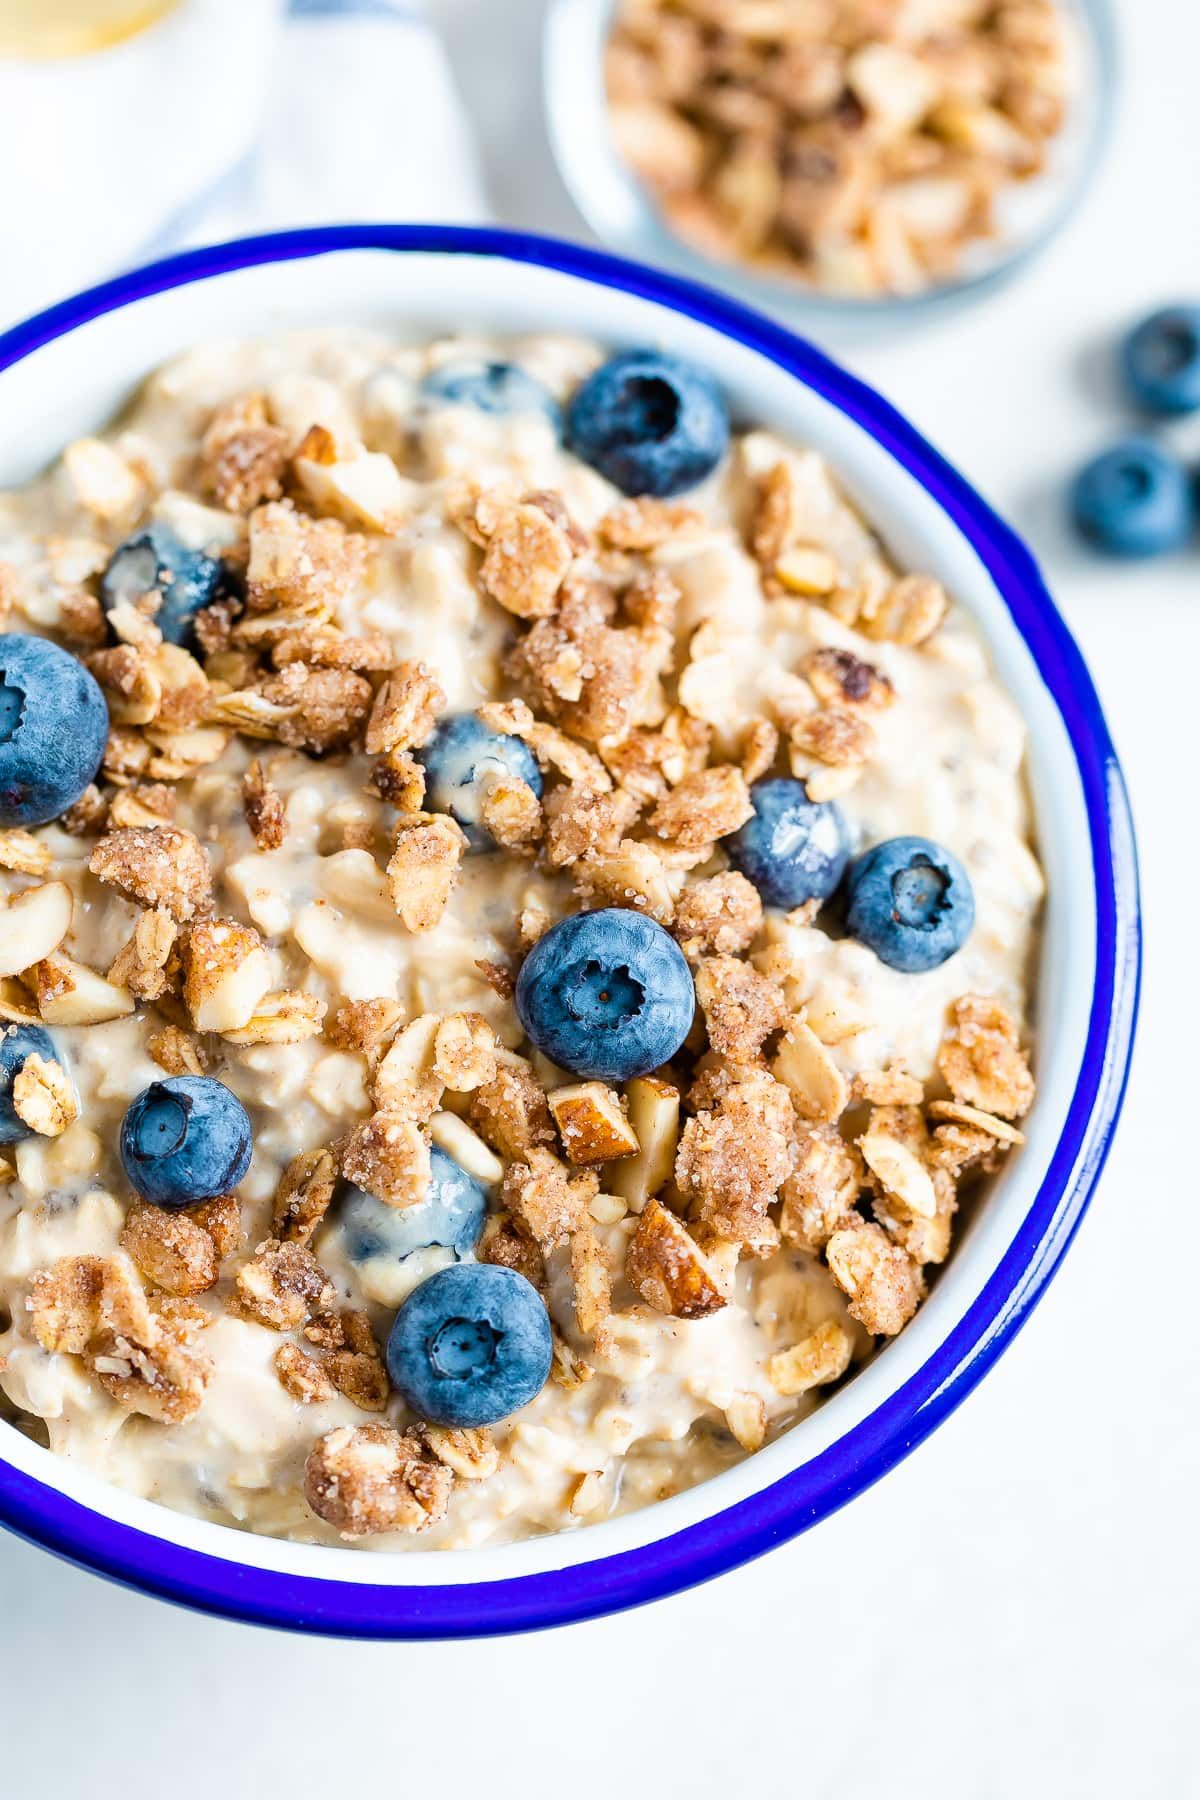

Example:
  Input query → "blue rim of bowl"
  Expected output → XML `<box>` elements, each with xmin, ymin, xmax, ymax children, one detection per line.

<box><xmin>543</xmin><ymin>0</ymin><xmax>1119</xmax><ymax>326</ymax></box>
<box><xmin>0</xmin><ymin>225</ymin><xmax>1140</xmax><ymax>1638</ymax></box>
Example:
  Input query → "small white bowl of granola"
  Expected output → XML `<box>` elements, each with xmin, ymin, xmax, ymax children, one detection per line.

<box><xmin>0</xmin><ymin>227</ymin><xmax>1137</xmax><ymax>1636</ymax></box>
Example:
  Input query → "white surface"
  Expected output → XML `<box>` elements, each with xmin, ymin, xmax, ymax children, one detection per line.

<box><xmin>1</xmin><ymin>1</ymin><xmax>1196</xmax><ymax>1794</ymax></box>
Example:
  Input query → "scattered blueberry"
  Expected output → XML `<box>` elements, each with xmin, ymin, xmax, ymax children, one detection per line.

<box><xmin>119</xmin><ymin>1075</ymin><xmax>252</xmax><ymax>1210</ymax></box>
<box><xmin>416</xmin><ymin>712</ymin><xmax>543</xmax><ymax>852</ymax></box>
<box><xmin>0</xmin><ymin>1024</ymin><xmax>65</xmax><ymax>1145</ymax></box>
<box><xmin>565</xmin><ymin>349</ymin><xmax>730</xmax><ymax>497</ymax></box>
<box><xmin>1070</xmin><ymin>438</ymin><xmax>1194</xmax><ymax>557</ymax></box>
<box><xmin>386</xmin><ymin>1262</ymin><xmax>552</xmax><ymax>1428</ymax></box>
<box><xmin>421</xmin><ymin>361</ymin><xmax>561</xmax><ymax>431</ymax></box>
<box><xmin>515</xmin><ymin>907</ymin><xmax>694</xmax><ymax>1082</ymax></box>
<box><xmin>725</xmin><ymin>777</ymin><xmax>849</xmax><ymax>912</ymax></box>
<box><xmin>0</xmin><ymin>634</ymin><xmax>109</xmax><ymax>828</ymax></box>
<box><xmin>844</xmin><ymin>835</ymin><xmax>975</xmax><ymax>973</ymax></box>
<box><xmin>1122</xmin><ymin>306</ymin><xmax>1200</xmax><ymax>415</ymax></box>
<box><xmin>102</xmin><ymin>522</ymin><xmax>225</xmax><ymax>647</ymax></box>
<box><xmin>341</xmin><ymin>1146</ymin><xmax>488</xmax><ymax>1263</ymax></box>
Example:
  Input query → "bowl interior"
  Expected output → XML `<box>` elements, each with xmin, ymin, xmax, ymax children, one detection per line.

<box><xmin>0</xmin><ymin>241</ymin><xmax>1095</xmax><ymax>1591</ymax></box>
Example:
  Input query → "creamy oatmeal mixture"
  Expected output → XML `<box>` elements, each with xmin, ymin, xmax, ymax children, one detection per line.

<box><xmin>606</xmin><ymin>0</ymin><xmax>1075</xmax><ymax>298</ymax></box>
<box><xmin>0</xmin><ymin>327</ymin><xmax>1040</xmax><ymax>1548</ymax></box>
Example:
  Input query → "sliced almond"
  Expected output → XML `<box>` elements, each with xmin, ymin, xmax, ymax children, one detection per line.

<box><xmin>428</xmin><ymin>1112</ymin><xmax>503</xmax><ymax>1185</ymax></box>
<box><xmin>928</xmin><ymin>1099</ymin><xmax>1025</xmax><ymax>1145</ymax></box>
<box><xmin>609</xmin><ymin>1076</ymin><xmax>680</xmax><ymax>1212</ymax></box>
<box><xmin>767</xmin><ymin>1319</ymin><xmax>854</xmax><ymax>1395</ymax></box>
<box><xmin>624</xmin><ymin>1198</ymin><xmax>731</xmax><ymax>1320</ymax></box>
<box><xmin>771</xmin><ymin>1016</ymin><xmax>848</xmax><ymax>1122</ymax></box>
<box><xmin>294</xmin><ymin>449</ymin><xmax>415</xmax><ymax>532</ymax></box>
<box><xmin>548</xmin><ymin>1082</ymin><xmax>639</xmax><ymax>1166</ymax></box>
<box><xmin>183</xmin><ymin>918</ymin><xmax>272</xmax><ymax>1032</ymax></box>
<box><xmin>0</xmin><ymin>882</ymin><xmax>72</xmax><ymax>978</ymax></box>
<box><xmin>30</xmin><ymin>951</ymin><xmax>135</xmax><ymax>1024</ymax></box>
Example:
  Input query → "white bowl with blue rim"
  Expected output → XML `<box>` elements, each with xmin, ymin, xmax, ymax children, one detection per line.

<box><xmin>0</xmin><ymin>226</ymin><xmax>1139</xmax><ymax>1638</ymax></box>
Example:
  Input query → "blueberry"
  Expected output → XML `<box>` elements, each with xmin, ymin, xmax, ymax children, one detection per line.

<box><xmin>565</xmin><ymin>350</ymin><xmax>729</xmax><ymax>497</ymax></box>
<box><xmin>0</xmin><ymin>635</ymin><xmax>109</xmax><ymax>828</ymax></box>
<box><xmin>341</xmin><ymin>1146</ymin><xmax>488</xmax><ymax>1263</ymax></box>
<box><xmin>119</xmin><ymin>1075</ymin><xmax>252</xmax><ymax>1210</ymax></box>
<box><xmin>102</xmin><ymin>522</ymin><xmax>225</xmax><ymax>647</ymax></box>
<box><xmin>515</xmin><ymin>907</ymin><xmax>694</xmax><ymax>1082</ymax></box>
<box><xmin>1122</xmin><ymin>306</ymin><xmax>1200</xmax><ymax>414</ymax></box>
<box><xmin>386</xmin><ymin>1262</ymin><xmax>551</xmax><ymax>1428</ymax></box>
<box><xmin>1070</xmin><ymin>438</ymin><xmax>1194</xmax><ymax>557</ymax></box>
<box><xmin>0</xmin><ymin>1023</ymin><xmax>65</xmax><ymax>1145</ymax></box>
<box><xmin>844</xmin><ymin>835</ymin><xmax>975</xmax><ymax>973</ymax></box>
<box><xmin>416</xmin><ymin>712</ymin><xmax>543</xmax><ymax>852</ymax></box>
<box><xmin>421</xmin><ymin>361</ymin><xmax>561</xmax><ymax>430</ymax></box>
<box><xmin>725</xmin><ymin>777</ymin><xmax>849</xmax><ymax>912</ymax></box>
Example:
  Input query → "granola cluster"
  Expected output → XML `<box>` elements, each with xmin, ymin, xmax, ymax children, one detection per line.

<box><xmin>0</xmin><ymin>330</ymin><xmax>1041</xmax><ymax>1550</ymax></box>
<box><xmin>606</xmin><ymin>0</ymin><xmax>1072</xmax><ymax>297</ymax></box>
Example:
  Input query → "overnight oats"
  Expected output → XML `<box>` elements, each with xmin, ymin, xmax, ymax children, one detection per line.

<box><xmin>0</xmin><ymin>329</ymin><xmax>1041</xmax><ymax>1548</ymax></box>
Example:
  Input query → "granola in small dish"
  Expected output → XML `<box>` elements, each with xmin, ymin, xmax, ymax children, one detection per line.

<box><xmin>0</xmin><ymin>326</ymin><xmax>1040</xmax><ymax>1548</ymax></box>
<box><xmin>604</xmin><ymin>0</ymin><xmax>1079</xmax><ymax>298</ymax></box>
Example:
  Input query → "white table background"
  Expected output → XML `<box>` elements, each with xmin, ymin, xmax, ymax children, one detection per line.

<box><xmin>1</xmin><ymin>4</ymin><xmax>1195</xmax><ymax>1793</ymax></box>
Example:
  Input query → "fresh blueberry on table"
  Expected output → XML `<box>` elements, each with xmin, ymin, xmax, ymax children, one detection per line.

<box><xmin>341</xmin><ymin>1146</ymin><xmax>488</xmax><ymax>1263</ymax></box>
<box><xmin>102</xmin><ymin>521</ymin><xmax>226</xmax><ymax>647</ymax></box>
<box><xmin>1122</xmin><ymin>305</ymin><xmax>1200</xmax><ymax>415</ymax></box>
<box><xmin>0</xmin><ymin>1024</ymin><xmax>65</xmax><ymax>1145</ymax></box>
<box><xmin>515</xmin><ymin>906</ymin><xmax>695</xmax><ymax>1083</ymax></box>
<box><xmin>386</xmin><ymin>1262</ymin><xmax>552</xmax><ymax>1429</ymax></box>
<box><xmin>725</xmin><ymin>777</ymin><xmax>849</xmax><ymax>912</ymax></box>
<box><xmin>565</xmin><ymin>349</ymin><xmax>730</xmax><ymax>497</ymax></box>
<box><xmin>0</xmin><ymin>634</ymin><xmax>109</xmax><ymax>828</ymax></box>
<box><xmin>1070</xmin><ymin>438</ymin><xmax>1194</xmax><ymax>557</ymax></box>
<box><xmin>119</xmin><ymin>1075</ymin><xmax>253</xmax><ymax>1210</ymax></box>
<box><xmin>844</xmin><ymin>835</ymin><xmax>975</xmax><ymax>973</ymax></box>
<box><xmin>416</xmin><ymin>712</ymin><xmax>543</xmax><ymax>852</ymax></box>
<box><xmin>421</xmin><ymin>361</ymin><xmax>562</xmax><ymax>431</ymax></box>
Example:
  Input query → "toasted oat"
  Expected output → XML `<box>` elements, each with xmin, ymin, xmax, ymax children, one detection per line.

<box><xmin>502</xmin><ymin>1147</ymin><xmax>596</xmax><ymax>1251</ymax></box>
<box><xmin>371</xmin><ymin>1013</ymin><xmax>445</xmax><ymax>1121</ymax></box>
<box><xmin>303</xmin><ymin>1424</ymin><xmax>453</xmax><ymax>1539</ymax></box>
<box><xmin>740</xmin><ymin>717</ymin><xmax>779</xmax><ymax>786</ymax></box>
<box><xmin>767</xmin><ymin>1319</ymin><xmax>855</xmax><ymax>1396</ymax></box>
<box><xmin>469</xmin><ymin>1064</ymin><xmax>555</xmax><ymax>1162</ymax></box>
<box><xmin>602</xmin><ymin>711</ymin><xmax>710</xmax><ymax>804</ymax></box>
<box><xmin>574</xmin><ymin>836</ymin><xmax>675</xmax><ymax>925</ymax></box>
<box><xmin>598</xmin><ymin>496</ymin><xmax>706</xmax><ymax>551</ymax></box>
<box><xmin>852</xmin><ymin>1066</ymin><xmax>925</xmax><ymax>1106</ymax></box>
<box><xmin>518</xmin><ymin>902</ymin><xmax>552</xmax><ymax>949</ymax></box>
<box><xmin>190</xmin><ymin>1194</ymin><xmax>243</xmax><ymax>1260</ymax></box>
<box><xmin>433</xmin><ymin>1013</ymin><xmax>497</xmax><ymax>1094</ymax></box>
<box><xmin>147</xmin><ymin>1024</ymin><xmax>207</xmax><ymax>1077</ymax></box>
<box><xmin>648</xmin><ymin>765</ymin><xmax>751</xmax><ymax>849</ymax></box>
<box><xmin>106</xmin><ymin>907</ymin><xmax>178</xmax><ymax>1003</ymax></box>
<box><xmin>926</xmin><ymin>1118</ymin><xmax>1003</xmax><ymax>1180</ymax></box>
<box><xmin>671</xmin><ymin>871</ymin><xmax>763</xmax><ymax>961</ymax></box>
<box><xmin>507</xmin><ymin>607</ymin><xmax>664</xmax><ymax>748</ymax></box>
<box><xmin>341</xmin><ymin>1112</ymin><xmax>431</xmax><ymax>1210</ymax></box>
<box><xmin>107</xmin><ymin>782</ymin><xmax>177</xmax><ymax>832</ymax></box>
<box><xmin>825</xmin><ymin>1218</ymin><xmax>923</xmax><ymax>1337</ymax></box>
<box><xmin>60</xmin><ymin>784</ymin><xmax>109</xmax><ymax>837</ymax></box>
<box><xmin>275</xmin><ymin>1342</ymin><xmax>336</xmax><ymax>1405</ymax></box>
<box><xmin>927</xmin><ymin>1098</ymin><xmax>1024</xmax><ymax>1145</ymax></box>
<box><xmin>27</xmin><ymin>1255</ymin><xmax>106</xmax><ymax>1353</ymax></box>
<box><xmin>725</xmin><ymin>1392</ymin><xmax>767</xmax><ymax>1453</ymax></box>
<box><xmin>937</xmin><ymin>994</ymin><xmax>1035</xmax><ymax>1120</ymax></box>
<box><xmin>802</xmin><ymin>647</ymin><xmax>895</xmax><ymax>712</ymax></box>
<box><xmin>326</xmin><ymin>997</ymin><xmax>403</xmax><ymax>1058</ymax></box>
<box><xmin>272</xmin><ymin>1147</ymin><xmax>337</xmax><ymax>1245</ymax></box>
<box><xmin>201</xmin><ymin>395</ymin><xmax>289</xmax><ymax>512</ymax></box>
<box><xmin>476</xmin><ymin>1211</ymin><xmax>546</xmax><ymax>1289</ymax></box>
<box><xmin>0</xmin><ymin>828</ymin><xmax>51</xmax><ymax>877</ymax></box>
<box><xmin>369</xmin><ymin>747</ymin><xmax>427</xmax><ymax>811</ymax></box>
<box><xmin>779</xmin><ymin>1124</ymin><xmax>863</xmax><ymax>1253</ymax></box>
<box><xmin>182</xmin><ymin>916</ymin><xmax>271</xmax><ymax>1032</ymax></box>
<box><xmin>12</xmin><ymin>1055</ymin><xmax>77</xmax><ymax>1137</ymax></box>
<box><xmin>86</xmin><ymin>643</ymin><xmax>161</xmax><ymax>725</ymax></box>
<box><xmin>478</xmin><ymin>698</ymin><xmax>612</xmax><ymax>791</ymax></box>
<box><xmin>253</xmin><ymin>662</ymin><xmax>372</xmax><ymax>754</ymax></box>
<box><xmin>625</xmin><ymin>1199</ymin><xmax>732</xmax><ymax>1320</ymax></box>
<box><xmin>548</xmin><ymin>1082</ymin><xmax>639</xmax><ymax>1166</ymax></box>
<box><xmin>751</xmin><ymin>462</ymin><xmax>803</xmax><ymax>567</ymax></box>
<box><xmin>695</xmin><ymin>955</ymin><xmax>787</xmax><ymax>1061</ymax></box>
<box><xmin>859</xmin><ymin>1110</ymin><xmax>937</xmax><ymax>1221</ymax></box>
<box><xmin>478</xmin><ymin>498</ymin><xmax>573</xmax><ymax>619</ymax></box>
<box><xmin>676</xmin><ymin>1071</ymin><xmax>793</xmax><ymax>1245</ymax></box>
<box><xmin>89</xmin><ymin>825</ymin><xmax>212</xmax><ymax>921</ymax></box>
<box><xmin>222</xmin><ymin>989</ymin><xmax>326</xmax><ymax>1046</ymax></box>
<box><xmin>236</xmin><ymin>1239</ymin><xmax>334</xmax><ymax>1331</ymax></box>
<box><xmin>364</xmin><ymin>661</ymin><xmax>446</xmax><ymax>756</ymax></box>
<box><xmin>102</xmin><ymin>724</ymin><xmax>151</xmax><ymax>782</ymax></box>
<box><xmin>423</xmin><ymin>1425</ymin><xmax>500</xmax><ymax>1481</ymax></box>
<box><xmin>543</xmin><ymin>783</ymin><xmax>639</xmax><ymax>870</ymax></box>
<box><xmin>570</xmin><ymin>1224</ymin><xmax>613</xmax><ymax>1344</ymax></box>
<box><xmin>387</xmin><ymin>813</ymin><xmax>465</xmax><ymax>931</ymax></box>
<box><xmin>82</xmin><ymin>1251</ymin><xmax>210</xmax><ymax>1421</ymax></box>
<box><xmin>772</xmin><ymin>1016</ymin><xmax>848</xmax><ymax>1124</ymax></box>
<box><xmin>242</xmin><ymin>759</ymin><xmax>287</xmax><ymax>850</ymax></box>
<box><xmin>861</xmin><ymin>573</ymin><xmax>948</xmax><ymax>646</ymax></box>
<box><xmin>121</xmin><ymin>1204</ymin><xmax>217</xmax><ymax>1297</ymax></box>
<box><xmin>479</xmin><ymin>777</ymin><xmax>543</xmax><ymax>851</ymax></box>
<box><xmin>314</xmin><ymin>1309</ymin><xmax>389</xmax><ymax>1412</ymax></box>
<box><xmin>245</xmin><ymin>500</ymin><xmax>366</xmax><ymax>619</ymax></box>
<box><xmin>788</xmin><ymin>707</ymin><xmax>876</xmax><ymax>779</ymax></box>
<box><xmin>475</xmin><ymin>958</ymin><xmax>514</xmax><ymax>999</ymax></box>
